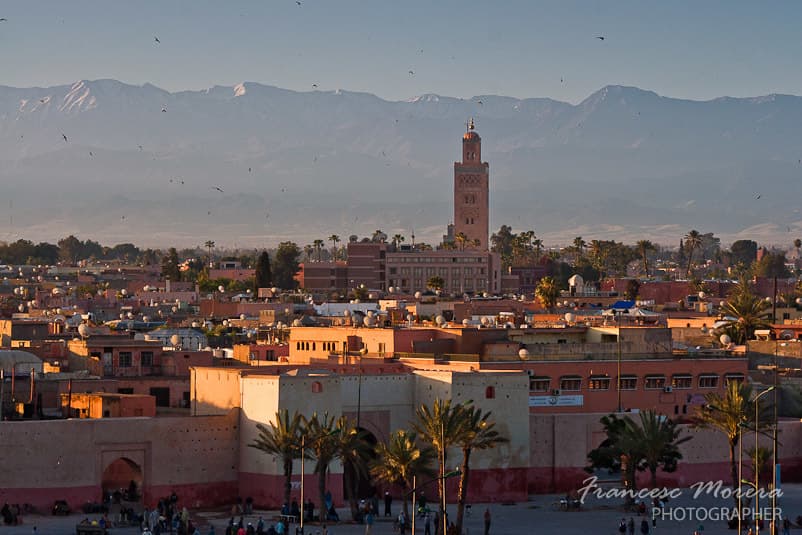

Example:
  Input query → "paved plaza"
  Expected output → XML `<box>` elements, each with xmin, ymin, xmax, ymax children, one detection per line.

<box><xmin>5</xmin><ymin>484</ymin><xmax>802</xmax><ymax>535</ymax></box>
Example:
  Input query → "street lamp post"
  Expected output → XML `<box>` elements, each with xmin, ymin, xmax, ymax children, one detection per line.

<box><xmin>616</xmin><ymin>311</ymin><xmax>623</xmax><ymax>413</ymax></box>
<box><xmin>753</xmin><ymin>386</ymin><xmax>776</xmax><ymax>535</ymax></box>
<box><xmin>300</xmin><ymin>434</ymin><xmax>305</xmax><ymax>535</ymax></box>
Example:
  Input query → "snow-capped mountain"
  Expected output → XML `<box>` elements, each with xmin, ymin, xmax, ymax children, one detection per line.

<box><xmin>1</xmin><ymin>79</ymin><xmax>801</xmax><ymax>248</ymax></box>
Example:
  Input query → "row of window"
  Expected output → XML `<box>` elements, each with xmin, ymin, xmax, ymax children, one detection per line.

<box><xmin>388</xmin><ymin>279</ymin><xmax>487</xmax><ymax>291</ymax></box>
<box><xmin>390</xmin><ymin>267</ymin><xmax>488</xmax><ymax>276</ymax></box>
<box><xmin>529</xmin><ymin>373</ymin><xmax>744</xmax><ymax>393</ymax></box>
<box><xmin>103</xmin><ymin>351</ymin><xmax>154</xmax><ymax>368</ymax></box>
<box><xmin>388</xmin><ymin>257</ymin><xmax>486</xmax><ymax>263</ymax></box>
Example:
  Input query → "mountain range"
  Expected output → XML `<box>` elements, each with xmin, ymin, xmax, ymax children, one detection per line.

<box><xmin>1</xmin><ymin>79</ymin><xmax>801</xmax><ymax>250</ymax></box>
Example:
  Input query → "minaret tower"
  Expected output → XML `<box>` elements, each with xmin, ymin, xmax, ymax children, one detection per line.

<box><xmin>453</xmin><ymin>118</ymin><xmax>489</xmax><ymax>250</ymax></box>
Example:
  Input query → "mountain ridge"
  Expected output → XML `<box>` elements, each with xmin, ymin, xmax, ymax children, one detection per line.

<box><xmin>1</xmin><ymin>79</ymin><xmax>801</xmax><ymax>249</ymax></box>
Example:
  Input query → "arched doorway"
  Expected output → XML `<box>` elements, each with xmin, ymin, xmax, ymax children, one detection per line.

<box><xmin>343</xmin><ymin>428</ymin><xmax>378</xmax><ymax>506</ymax></box>
<box><xmin>101</xmin><ymin>457</ymin><xmax>143</xmax><ymax>504</ymax></box>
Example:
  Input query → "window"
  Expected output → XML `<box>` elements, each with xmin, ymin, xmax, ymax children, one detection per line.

<box><xmin>559</xmin><ymin>376</ymin><xmax>582</xmax><ymax>391</ymax></box>
<box><xmin>529</xmin><ymin>376</ymin><xmax>550</xmax><ymax>392</ymax></box>
<box><xmin>671</xmin><ymin>374</ymin><xmax>693</xmax><ymax>389</ymax></box>
<box><xmin>588</xmin><ymin>375</ymin><xmax>611</xmax><ymax>391</ymax></box>
<box><xmin>141</xmin><ymin>351</ymin><xmax>154</xmax><ymax>367</ymax></box>
<box><xmin>725</xmin><ymin>373</ymin><xmax>744</xmax><ymax>385</ymax></box>
<box><xmin>485</xmin><ymin>386</ymin><xmax>495</xmax><ymax>399</ymax></box>
<box><xmin>119</xmin><ymin>352</ymin><xmax>132</xmax><ymax>368</ymax></box>
<box><xmin>644</xmin><ymin>375</ymin><xmax>666</xmax><ymax>390</ymax></box>
<box><xmin>619</xmin><ymin>374</ymin><xmax>645</xmax><ymax>392</ymax></box>
<box><xmin>699</xmin><ymin>375</ymin><xmax>719</xmax><ymax>388</ymax></box>
<box><xmin>312</xmin><ymin>381</ymin><xmax>323</xmax><ymax>393</ymax></box>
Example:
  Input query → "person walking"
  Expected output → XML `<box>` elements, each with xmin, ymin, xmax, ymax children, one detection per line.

<box><xmin>398</xmin><ymin>511</ymin><xmax>407</xmax><ymax>535</ymax></box>
<box><xmin>384</xmin><ymin>492</ymin><xmax>392</xmax><ymax>517</ymax></box>
<box><xmin>483</xmin><ymin>508</ymin><xmax>491</xmax><ymax>535</ymax></box>
<box><xmin>424</xmin><ymin>512</ymin><xmax>431</xmax><ymax>535</ymax></box>
<box><xmin>364</xmin><ymin>511</ymin><xmax>374</xmax><ymax>535</ymax></box>
<box><xmin>627</xmin><ymin>517</ymin><xmax>635</xmax><ymax>535</ymax></box>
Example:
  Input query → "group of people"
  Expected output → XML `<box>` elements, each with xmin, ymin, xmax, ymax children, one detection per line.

<box><xmin>0</xmin><ymin>503</ymin><xmax>23</xmax><ymax>526</ymax></box>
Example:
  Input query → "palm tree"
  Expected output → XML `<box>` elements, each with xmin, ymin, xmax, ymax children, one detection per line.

<box><xmin>454</xmin><ymin>405</ymin><xmax>509</xmax><ymax>535</ymax></box>
<box><xmin>204</xmin><ymin>240</ymin><xmax>215</xmax><ymax>269</ymax></box>
<box><xmin>455</xmin><ymin>232</ymin><xmax>468</xmax><ymax>252</ymax></box>
<box><xmin>637</xmin><ymin>240</ymin><xmax>656</xmax><ymax>278</ymax></box>
<box><xmin>304</xmin><ymin>244</ymin><xmax>314</xmax><ymax>262</ymax></box>
<box><xmin>684</xmin><ymin>230</ymin><xmax>702</xmax><ymax>277</ymax></box>
<box><xmin>371</xmin><ymin>230</ymin><xmax>387</xmax><ymax>243</ymax></box>
<box><xmin>305</xmin><ymin>413</ymin><xmax>340</xmax><ymax>519</ymax></box>
<box><xmin>693</xmin><ymin>382</ymin><xmax>762</xmax><ymax>510</ymax></box>
<box><xmin>412</xmin><ymin>399</ymin><xmax>468</xmax><ymax>526</ymax></box>
<box><xmin>328</xmin><ymin>234</ymin><xmax>340</xmax><ymax>260</ymax></box>
<box><xmin>371</xmin><ymin>430</ymin><xmax>437</xmax><ymax>517</ymax></box>
<box><xmin>427</xmin><ymin>276</ymin><xmax>445</xmax><ymax>291</ymax></box>
<box><xmin>392</xmin><ymin>234</ymin><xmax>405</xmax><ymax>249</ymax></box>
<box><xmin>628</xmin><ymin>410</ymin><xmax>691</xmax><ymax>489</ymax></box>
<box><xmin>248</xmin><ymin>409</ymin><xmax>305</xmax><ymax>509</ymax></box>
<box><xmin>335</xmin><ymin>416</ymin><xmax>374</xmax><ymax>519</ymax></box>
<box><xmin>535</xmin><ymin>276</ymin><xmax>560</xmax><ymax>311</ymax></box>
<box><xmin>313</xmin><ymin>239</ymin><xmax>325</xmax><ymax>261</ymax></box>
<box><xmin>532</xmin><ymin>238</ymin><xmax>544</xmax><ymax>260</ymax></box>
<box><xmin>717</xmin><ymin>276</ymin><xmax>771</xmax><ymax>344</ymax></box>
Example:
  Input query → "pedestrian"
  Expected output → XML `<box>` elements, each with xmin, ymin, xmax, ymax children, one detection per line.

<box><xmin>384</xmin><ymin>491</ymin><xmax>392</xmax><ymax>517</ymax></box>
<box><xmin>627</xmin><ymin>517</ymin><xmax>635</xmax><ymax>535</ymax></box>
<box><xmin>783</xmin><ymin>517</ymin><xmax>791</xmax><ymax>535</ymax></box>
<box><xmin>639</xmin><ymin>518</ymin><xmax>649</xmax><ymax>534</ymax></box>
<box><xmin>618</xmin><ymin>518</ymin><xmax>627</xmax><ymax>534</ymax></box>
<box><xmin>398</xmin><ymin>511</ymin><xmax>407</xmax><ymax>535</ymax></box>
<box><xmin>424</xmin><ymin>513</ymin><xmax>431</xmax><ymax>535</ymax></box>
<box><xmin>433</xmin><ymin>512</ymin><xmax>440</xmax><ymax>535</ymax></box>
<box><xmin>483</xmin><ymin>508</ymin><xmax>491</xmax><ymax>535</ymax></box>
<box><xmin>364</xmin><ymin>511</ymin><xmax>374</xmax><ymax>535</ymax></box>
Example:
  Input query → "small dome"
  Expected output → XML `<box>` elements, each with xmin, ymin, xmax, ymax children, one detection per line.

<box><xmin>463</xmin><ymin>131</ymin><xmax>480</xmax><ymax>141</ymax></box>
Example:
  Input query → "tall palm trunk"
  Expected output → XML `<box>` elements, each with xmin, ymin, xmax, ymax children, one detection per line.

<box><xmin>401</xmin><ymin>482</ymin><xmax>410</xmax><ymax>518</ymax></box>
<box><xmin>686</xmin><ymin>247</ymin><xmax>695</xmax><ymax>278</ymax></box>
<box><xmin>730</xmin><ymin>440</ymin><xmax>740</xmax><ymax>512</ymax></box>
<box><xmin>283</xmin><ymin>458</ymin><xmax>293</xmax><ymax>510</ymax></box>
<box><xmin>642</xmin><ymin>255</ymin><xmax>649</xmax><ymax>278</ymax></box>
<box><xmin>318</xmin><ymin>467</ymin><xmax>327</xmax><ymax>523</ymax></box>
<box><xmin>455</xmin><ymin>448</ymin><xmax>472</xmax><ymax>535</ymax></box>
<box><xmin>649</xmin><ymin>466</ymin><xmax>657</xmax><ymax>490</ymax></box>
<box><xmin>343</xmin><ymin>464</ymin><xmax>359</xmax><ymax>519</ymax></box>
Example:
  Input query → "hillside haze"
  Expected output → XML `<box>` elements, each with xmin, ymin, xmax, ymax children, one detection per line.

<box><xmin>1</xmin><ymin>79</ymin><xmax>801</xmax><ymax>249</ymax></box>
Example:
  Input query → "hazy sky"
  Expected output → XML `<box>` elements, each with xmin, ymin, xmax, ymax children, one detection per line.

<box><xmin>2</xmin><ymin>1</ymin><xmax>802</xmax><ymax>102</ymax></box>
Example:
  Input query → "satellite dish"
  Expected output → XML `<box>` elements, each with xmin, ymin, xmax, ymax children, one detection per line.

<box><xmin>414</xmin><ymin>291</ymin><xmax>422</xmax><ymax>300</ymax></box>
<box><xmin>480</xmin><ymin>316</ymin><xmax>490</xmax><ymax>326</ymax></box>
<box><xmin>388</xmin><ymin>286</ymin><xmax>395</xmax><ymax>294</ymax></box>
<box><xmin>564</xmin><ymin>313</ymin><xmax>576</xmax><ymax>324</ymax></box>
<box><xmin>143</xmin><ymin>285</ymin><xmax>151</xmax><ymax>292</ymax></box>
<box><xmin>17</xmin><ymin>304</ymin><xmax>24</xmax><ymax>312</ymax></box>
<box><xmin>700</xmin><ymin>326</ymin><xmax>708</xmax><ymax>334</ymax></box>
<box><xmin>368</xmin><ymin>292</ymin><xmax>378</xmax><ymax>300</ymax></box>
<box><xmin>121</xmin><ymin>289</ymin><xmax>127</xmax><ymax>296</ymax></box>
<box><xmin>218</xmin><ymin>285</ymin><xmax>225</xmax><ymax>293</ymax></box>
<box><xmin>518</xmin><ymin>348</ymin><xmax>530</xmax><ymax>359</ymax></box>
<box><xmin>406</xmin><ymin>314</ymin><xmax>414</xmax><ymax>322</ymax></box>
<box><xmin>191</xmin><ymin>321</ymin><xmax>200</xmax><ymax>328</ymax></box>
<box><xmin>172</xmin><ymin>306</ymin><xmax>178</xmax><ymax>313</ymax></box>
<box><xmin>271</xmin><ymin>287</ymin><xmax>279</xmax><ymax>294</ymax></box>
<box><xmin>363</xmin><ymin>316</ymin><xmax>374</xmax><ymax>327</ymax></box>
<box><xmin>240</xmin><ymin>313</ymin><xmax>246</xmax><ymax>320</ymax></box>
<box><xmin>698</xmin><ymin>291</ymin><xmax>706</xmax><ymax>299</ymax></box>
<box><xmin>344</xmin><ymin>309</ymin><xmax>351</xmax><ymax>317</ymax></box>
<box><xmin>719</xmin><ymin>334</ymin><xmax>732</xmax><ymax>346</ymax></box>
<box><xmin>13</xmin><ymin>288</ymin><xmax>20</xmax><ymax>296</ymax></box>
<box><xmin>462</xmin><ymin>319</ymin><xmax>470</xmax><ymax>326</ymax></box>
<box><xmin>435</xmin><ymin>315</ymin><xmax>445</xmax><ymax>326</ymax></box>
<box><xmin>170</xmin><ymin>334</ymin><xmax>180</xmax><ymax>347</ymax></box>
<box><xmin>126</xmin><ymin>312</ymin><xmax>134</xmax><ymax>319</ymax></box>
<box><xmin>77</xmin><ymin>324</ymin><xmax>89</xmax><ymax>338</ymax></box>
<box><xmin>222</xmin><ymin>320</ymin><xmax>229</xmax><ymax>327</ymax></box>
<box><xmin>142</xmin><ymin>316</ymin><xmax>150</xmax><ymax>323</ymax></box>
<box><xmin>293</xmin><ymin>319</ymin><xmax>303</xmax><ymax>327</ymax></box>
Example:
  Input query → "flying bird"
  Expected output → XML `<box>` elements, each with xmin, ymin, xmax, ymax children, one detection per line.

<box><xmin>477</xmin><ymin>100</ymin><xmax>483</xmax><ymax>105</ymax></box>
<box><xmin>212</xmin><ymin>186</ymin><xmax>224</xmax><ymax>193</ymax></box>
<box><xmin>408</xmin><ymin>70</ymin><xmax>414</xmax><ymax>75</ymax></box>
<box><xmin>296</xmin><ymin>0</ymin><xmax>301</xmax><ymax>5</ymax></box>
<box><xmin>154</xmin><ymin>36</ymin><xmax>160</xmax><ymax>44</ymax></box>
<box><xmin>0</xmin><ymin>18</ymin><xmax>7</xmax><ymax>22</ymax></box>
<box><xmin>248</xmin><ymin>167</ymin><xmax>252</xmax><ymax>173</ymax></box>
<box><xmin>161</xmin><ymin>106</ymin><xmax>167</xmax><ymax>112</ymax></box>
<box><xmin>755</xmin><ymin>194</ymin><xmax>761</xmax><ymax>199</ymax></box>
<box><xmin>89</xmin><ymin>151</ymin><xmax>94</xmax><ymax>157</ymax></box>
<box><xmin>596</xmin><ymin>36</ymin><xmax>605</xmax><ymax>40</ymax></box>
<box><xmin>61</xmin><ymin>133</ymin><xmax>68</xmax><ymax>142</ymax></box>
<box><xmin>560</xmin><ymin>77</ymin><xmax>564</xmax><ymax>83</ymax></box>
<box><xmin>138</xmin><ymin>145</ymin><xmax>143</xmax><ymax>150</ymax></box>
<box><xmin>39</xmin><ymin>98</ymin><xmax>47</xmax><ymax>103</ymax></box>
<box><xmin>312</xmin><ymin>84</ymin><xmax>318</xmax><ymax>88</ymax></box>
